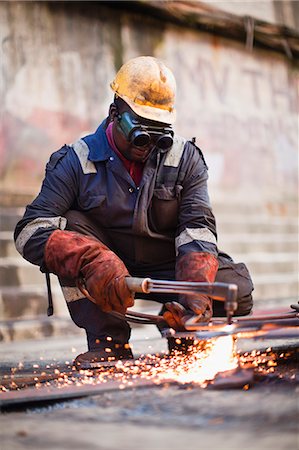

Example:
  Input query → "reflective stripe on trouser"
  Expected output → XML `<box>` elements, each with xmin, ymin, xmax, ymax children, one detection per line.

<box><xmin>66</xmin><ymin>292</ymin><xmax>132</xmax><ymax>351</ymax></box>
<box><xmin>59</xmin><ymin>278</ymin><xmax>132</xmax><ymax>351</ymax></box>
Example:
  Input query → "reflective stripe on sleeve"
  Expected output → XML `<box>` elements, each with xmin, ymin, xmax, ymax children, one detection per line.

<box><xmin>15</xmin><ymin>216</ymin><xmax>67</xmax><ymax>256</ymax></box>
<box><xmin>61</xmin><ymin>286</ymin><xmax>85</xmax><ymax>303</ymax></box>
<box><xmin>72</xmin><ymin>139</ymin><xmax>97</xmax><ymax>174</ymax></box>
<box><xmin>175</xmin><ymin>227</ymin><xmax>217</xmax><ymax>255</ymax></box>
<box><xmin>163</xmin><ymin>136</ymin><xmax>186</xmax><ymax>167</ymax></box>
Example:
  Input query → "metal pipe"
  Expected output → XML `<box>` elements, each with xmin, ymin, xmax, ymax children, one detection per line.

<box><xmin>126</xmin><ymin>277</ymin><xmax>238</xmax><ymax>302</ymax></box>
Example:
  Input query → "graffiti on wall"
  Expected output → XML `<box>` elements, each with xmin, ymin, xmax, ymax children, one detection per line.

<box><xmin>0</xmin><ymin>3</ymin><xmax>115</xmax><ymax>193</ymax></box>
<box><xmin>169</xmin><ymin>36</ymin><xmax>298</xmax><ymax>198</ymax></box>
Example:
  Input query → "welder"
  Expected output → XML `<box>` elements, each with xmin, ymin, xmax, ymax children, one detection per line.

<box><xmin>14</xmin><ymin>56</ymin><xmax>254</xmax><ymax>369</ymax></box>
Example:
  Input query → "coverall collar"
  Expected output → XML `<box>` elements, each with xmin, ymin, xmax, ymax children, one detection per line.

<box><xmin>83</xmin><ymin>119</ymin><xmax>113</xmax><ymax>162</ymax></box>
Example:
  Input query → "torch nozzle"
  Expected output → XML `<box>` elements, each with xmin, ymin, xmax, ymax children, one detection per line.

<box><xmin>224</xmin><ymin>285</ymin><xmax>238</xmax><ymax>324</ymax></box>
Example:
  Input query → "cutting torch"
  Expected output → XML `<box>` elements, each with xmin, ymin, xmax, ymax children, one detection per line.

<box><xmin>78</xmin><ymin>277</ymin><xmax>299</xmax><ymax>340</ymax></box>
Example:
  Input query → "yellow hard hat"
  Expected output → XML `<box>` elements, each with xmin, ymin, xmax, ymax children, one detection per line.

<box><xmin>110</xmin><ymin>56</ymin><xmax>176</xmax><ymax>124</ymax></box>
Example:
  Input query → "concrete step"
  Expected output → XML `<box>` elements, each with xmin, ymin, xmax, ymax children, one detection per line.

<box><xmin>0</xmin><ymin>281</ymin><xmax>69</xmax><ymax>320</ymax></box>
<box><xmin>218</xmin><ymin>233</ymin><xmax>298</xmax><ymax>254</ymax></box>
<box><xmin>252</xmin><ymin>273</ymin><xmax>298</xmax><ymax>300</ymax></box>
<box><xmin>252</xmin><ymin>296</ymin><xmax>298</xmax><ymax>311</ymax></box>
<box><xmin>230</xmin><ymin>252</ymin><xmax>299</xmax><ymax>275</ymax></box>
<box><xmin>0</xmin><ymin>316</ymin><xmax>82</xmax><ymax>342</ymax></box>
<box><xmin>217</xmin><ymin>216</ymin><xmax>298</xmax><ymax>234</ymax></box>
<box><xmin>0</xmin><ymin>257</ymin><xmax>45</xmax><ymax>286</ymax></box>
<box><xmin>0</xmin><ymin>207</ymin><xmax>24</xmax><ymax>231</ymax></box>
<box><xmin>0</xmin><ymin>232</ymin><xmax>16</xmax><ymax>257</ymax></box>
<box><xmin>212</xmin><ymin>198</ymin><xmax>298</xmax><ymax>216</ymax></box>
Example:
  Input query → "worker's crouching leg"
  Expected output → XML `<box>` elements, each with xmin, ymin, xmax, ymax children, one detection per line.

<box><xmin>55</xmin><ymin>210</ymin><xmax>133</xmax><ymax>363</ymax></box>
<box><xmin>61</xmin><ymin>284</ymin><xmax>131</xmax><ymax>347</ymax></box>
<box><xmin>213</xmin><ymin>252</ymin><xmax>254</xmax><ymax>317</ymax></box>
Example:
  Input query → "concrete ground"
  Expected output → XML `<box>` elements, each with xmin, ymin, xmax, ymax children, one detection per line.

<box><xmin>0</xmin><ymin>324</ymin><xmax>298</xmax><ymax>450</ymax></box>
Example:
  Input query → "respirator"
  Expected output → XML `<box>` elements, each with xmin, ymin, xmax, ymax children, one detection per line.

<box><xmin>117</xmin><ymin>112</ymin><xmax>174</xmax><ymax>150</ymax></box>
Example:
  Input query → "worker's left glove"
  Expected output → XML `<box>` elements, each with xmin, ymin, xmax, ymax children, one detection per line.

<box><xmin>163</xmin><ymin>300</ymin><xmax>213</xmax><ymax>331</ymax></box>
<box><xmin>163</xmin><ymin>252</ymin><xmax>218</xmax><ymax>330</ymax></box>
<box><xmin>44</xmin><ymin>230</ymin><xmax>134</xmax><ymax>314</ymax></box>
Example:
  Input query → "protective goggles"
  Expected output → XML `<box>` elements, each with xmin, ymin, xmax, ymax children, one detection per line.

<box><xmin>117</xmin><ymin>112</ymin><xmax>174</xmax><ymax>150</ymax></box>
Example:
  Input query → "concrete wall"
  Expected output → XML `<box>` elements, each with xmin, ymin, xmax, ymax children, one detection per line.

<box><xmin>1</xmin><ymin>1</ymin><xmax>298</xmax><ymax>206</ymax></box>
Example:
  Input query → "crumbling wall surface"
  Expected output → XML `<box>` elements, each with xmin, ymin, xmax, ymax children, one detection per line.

<box><xmin>0</xmin><ymin>2</ymin><xmax>118</xmax><ymax>196</ymax></box>
<box><xmin>168</xmin><ymin>32</ymin><xmax>298</xmax><ymax>204</ymax></box>
<box><xmin>1</xmin><ymin>1</ymin><xmax>298</xmax><ymax>203</ymax></box>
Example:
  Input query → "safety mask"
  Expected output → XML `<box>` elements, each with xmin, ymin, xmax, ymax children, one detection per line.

<box><xmin>117</xmin><ymin>112</ymin><xmax>174</xmax><ymax>150</ymax></box>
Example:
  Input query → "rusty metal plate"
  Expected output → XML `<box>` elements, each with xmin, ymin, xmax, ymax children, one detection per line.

<box><xmin>0</xmin><ymin>377</ymin><xmax>165</xmax><ymax>409</ymax></box>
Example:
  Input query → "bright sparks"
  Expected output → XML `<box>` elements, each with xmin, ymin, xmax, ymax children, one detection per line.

<box><xmin>156</xmin><ymin>336</ymin><xmax>238</xmax><ymax>385</ymax></box>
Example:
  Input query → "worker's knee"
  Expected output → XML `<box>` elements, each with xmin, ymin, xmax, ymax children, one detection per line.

<box><xmin>213</xmin><ymin>293</ymin><xmax>253</xmax><ymax>317</ymax></box>
<box><xmin>215</xmin><ymin>251</ymin><xmax>254</xmax><ymax>316</ymax></box>
<box><xmin>234</xmin><ymin>294</ymin><xmax>253</xmax><ymax>316</ymax></box>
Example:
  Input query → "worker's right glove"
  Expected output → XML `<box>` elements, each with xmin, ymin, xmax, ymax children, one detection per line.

<box><xmin>163</xmin><ymin>252</ymin><xmax>219</xmax><ymax>330</ymax></box>
<box><xmin>45</xmin><ymin>230</ymin><xmax>134</xmax><ymax>314</ymax></box>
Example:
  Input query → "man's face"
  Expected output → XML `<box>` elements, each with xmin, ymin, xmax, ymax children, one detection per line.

<box><xmin>111</xmin><ymin>102</ymin><xmax>172</xmax><ymax>162</ymax></box>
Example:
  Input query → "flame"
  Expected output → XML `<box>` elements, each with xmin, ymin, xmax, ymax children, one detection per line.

<box><xmin>156</xmin><ymin>336</ymin><xmax>238</xmax><ymax>385</ymax></box>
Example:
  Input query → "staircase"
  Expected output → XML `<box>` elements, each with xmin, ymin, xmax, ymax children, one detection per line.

<box><xmin>214</xmin><ymin>201</ymin><xmax>298</xmax><ymax>310</ymax></box>
<box><xmin>0</xmin><ymin>201</ymin><xmax>298</xmax><ymax>341</ymax></box>
<box><xmin>0</xmin><ymin>207</ymin><xmax>81</xmax><ymax>342</ymax></box>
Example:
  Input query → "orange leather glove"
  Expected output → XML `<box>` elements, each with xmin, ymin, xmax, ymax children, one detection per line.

<box><xmin>163</xmin><ymin>252</ymin><xmax>218</xmax><ymax>330</ymax></box>
<box><xmin>45</xmin><ymin>230</ymin><xmax>134</xmax><ymax>314</ymax></box>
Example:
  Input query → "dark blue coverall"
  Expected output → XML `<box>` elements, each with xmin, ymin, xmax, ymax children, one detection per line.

<box><xmin>14</xmin><ymin>120</ymin><xmax>254</xmax><ymax>350</ymax></box>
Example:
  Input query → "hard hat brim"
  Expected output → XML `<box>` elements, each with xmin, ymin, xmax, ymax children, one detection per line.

<box><xmin>113</xmin><ymin>92</ymin><xmax>176</xmax><ymax>125</ymax></box>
